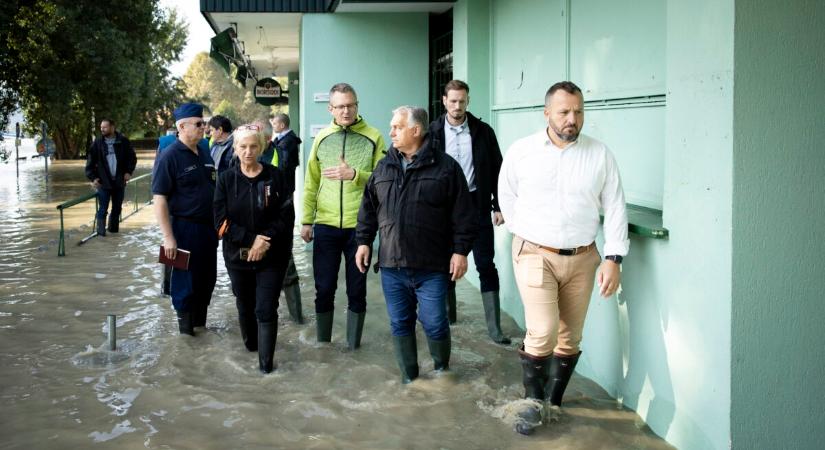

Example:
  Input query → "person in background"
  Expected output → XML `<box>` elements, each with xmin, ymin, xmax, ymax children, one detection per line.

<box><xmin>260</xmin><ymin>112</ymin><xmax>304</xmax><ymax>324</ymax></box>
<box><xmin>428</xmin><ymin>79</ymin><xmax>510</xmax><ymax>345</ymax></box>
<box><xmin>498</xmin><ymin>81</ymin><xmax>629</xmax><ymax>435</ymax></box>
<box><xmin>214</xmin><ymin>124</ymin><xmax>294</xmax><ymax>373</ymax></box>
<box><xmin>208</xmin><ymin>115</ymin><xmax>235</xmax><ymax>174</ymax></box>
<box><xmin>85</xmin><ymin>118</ymin><xmax>137</xmax><ymax>236</ymax></box>
<box><xmin>152</xmin><ymin>103</ymin><xmax>218</xmax><ymax>336</ymax></box>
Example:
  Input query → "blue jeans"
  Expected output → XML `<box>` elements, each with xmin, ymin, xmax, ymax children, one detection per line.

<box><xmin>312</xmin><ymin>224</ymin><xmax>366</xmax><ymax>313</ymax></box>
<box><xmin>97</xmin><ymin>186</ymin><xmax>125</xmax><ymax>222</ymax></box>
<box><xmin>380</xmin><ymin>267</ymin><xmax>449</xmax><ymax>340</ymax></box>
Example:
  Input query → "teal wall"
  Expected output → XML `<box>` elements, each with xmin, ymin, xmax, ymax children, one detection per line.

<box><xmin>287</xmin><ymin>71</ymin><xmax>300</xmax><ymax>138</ymax></box>
<box><xmin>296</xmin><ymin>13</ymin><xmax>429</xmax><ymax>223</ymax></box>
<box><xmin>451</xmin><ymin>0</ymin><xmax>491</xmax><ymax>123</ymax></box>
<box><xmin>452</xmin><ymin>0</ymin><xmax>734</xmax><ymax>448</ymax></box>
<box><xmin>731</xmin><ymin>1</ymin><xmax>825</xmax><ymax>448</ymax></box>
<box><xmin>298</xmin><ymin>13</ymin><xmax>429</xmax><ymax>160</ymax></box>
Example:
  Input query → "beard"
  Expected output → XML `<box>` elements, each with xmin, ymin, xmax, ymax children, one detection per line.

<box><xmin>549</xmin><ymin>123</ymin><xmax>579</xmax><ymax>142</ymax></box>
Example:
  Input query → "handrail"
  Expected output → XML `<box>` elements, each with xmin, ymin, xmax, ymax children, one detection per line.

<box><xmin>56</xmin><ymin>172</ymin><xmax>153</xmax><ymax>256</ymax></box>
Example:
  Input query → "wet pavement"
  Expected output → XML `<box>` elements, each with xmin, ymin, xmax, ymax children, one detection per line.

<box><xmin>0</xmin><ymin>155</ymin><xmax>673</xmax><ymax>449</ymax></box>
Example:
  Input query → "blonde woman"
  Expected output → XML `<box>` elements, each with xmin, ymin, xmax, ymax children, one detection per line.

<box><xmin>213</xmin><ymin>124</ymin><xmax>294</xmax><ymax>373</ymax></box>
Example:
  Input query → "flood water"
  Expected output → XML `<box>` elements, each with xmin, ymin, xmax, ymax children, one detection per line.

<box><xmin>0</xmin><ymin>154</ymin><xmax>673</xmax><ymax>449</ymax></box>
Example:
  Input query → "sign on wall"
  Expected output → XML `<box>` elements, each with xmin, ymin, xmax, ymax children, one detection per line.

<box><xmin>254</xmin><ymin>78</ymin><xmax>288</xmax><ymax>106</ymax></box>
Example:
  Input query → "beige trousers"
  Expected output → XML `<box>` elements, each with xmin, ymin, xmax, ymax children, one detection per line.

<box><xmin>512</xmin><ymin>235</ymin><xmax>601</xmax><ymax>357</ymax></box>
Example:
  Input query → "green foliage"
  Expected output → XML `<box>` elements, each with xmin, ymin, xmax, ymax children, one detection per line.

<box><xmin>0</xmin><ymin>0</ymin><xmax>187</xmax><ymax>158</ymax></box>
<box><xmin>212</xmin><ymin>99</ymin><xmax>239</xmax><ymax>126</ymax></box>
<box><xmin>183</xmin><ymin>52</ymin><xmax>283</xmax><ymax>128</ymax></box>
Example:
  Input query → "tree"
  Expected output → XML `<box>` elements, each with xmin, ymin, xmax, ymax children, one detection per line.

<box><xmin>0</xmin><ymin>1</ymin><xmax>187</xmax><ymax>158</ymax></box>
<box><xmin>183</xmin><ymin>52</ymin><xmax>280</xmax><ymax>127</ymax></box>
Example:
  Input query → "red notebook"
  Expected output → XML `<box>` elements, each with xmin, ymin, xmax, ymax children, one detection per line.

<box><xmin>158</xmin><ymin>246</ymin><xmax>190</xmax><ymax>270</ymax></box>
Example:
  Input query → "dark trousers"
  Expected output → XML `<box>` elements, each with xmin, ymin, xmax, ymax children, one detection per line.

<box><xmin>97</xmin><ymin>186</ymin><xmax>124</xmax><ymax>221</ymax></box>
<box><xmin>312</xmin><ymin>224</ymin><xmax>366</xmax><ymax>314</ymax></box>
<box><xmin>381</xmin><ymin>268</ymin><xmax>449</xmax><ymax>340</ymax></box>
<box><xmin>449</xmin><ymin>192</ymin><xmax>500</xmax><ymax>293</ymax></box>
<box><xmin>227</xmin><ymin>265</ymin><xmax>287</xmax><ymax>323</ymax></box>
<box><xmin>169</xmin><ymin>219</ymin><xmax>217</xmax><ymax>313</ymax></box>
<box><xmin>283</xmin><ymin>253</ymin><xmax>299</xmax><ymax>286</ymax></box>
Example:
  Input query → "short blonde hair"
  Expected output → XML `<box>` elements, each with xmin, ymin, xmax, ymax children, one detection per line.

<box><xmin>232</xmin><ymin>124</ymin><xmax>266</xmax><ymax>157</ymax></box>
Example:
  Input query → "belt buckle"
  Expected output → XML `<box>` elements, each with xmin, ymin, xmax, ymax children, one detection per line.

<box><xmin>558</xmin><ymin>248</ymin><xmax>575</xmax><ymax>256</ymax></box>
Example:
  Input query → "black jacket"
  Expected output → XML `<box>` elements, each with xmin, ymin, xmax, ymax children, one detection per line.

<box><xmin>214</xmin><ymin>163</ymin><xmax>294</xmax><ymax>270</ymax></box>
<box><xmin>85</xmin><ymin>132</ymin><xmax>137</xmax><ymax>189</ymax></box>
<box><xmin>356</xmin><ymin>137</ymin><xmax>477</xmax><ymax>273</ymax></box>
<box><xmin>260</xmin><ymin>130</ymin><xmax>302</xmax><ymax>193</ymax></box>
<box><xmin>428</xmin><ymin>112</ymin><xmax>503</xmax><ymax>212</ymax></box>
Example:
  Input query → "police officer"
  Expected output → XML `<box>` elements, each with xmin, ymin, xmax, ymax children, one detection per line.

<box><xmin>152</xmin><ymin>103</ymin><xmax>218</xmax><ymax>336</ymax></box>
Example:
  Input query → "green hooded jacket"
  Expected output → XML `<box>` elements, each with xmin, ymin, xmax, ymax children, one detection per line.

<box><xmin>302</xmin><ymin>116</ymin><xmax>387</xmax><ymax>229</ymax></box>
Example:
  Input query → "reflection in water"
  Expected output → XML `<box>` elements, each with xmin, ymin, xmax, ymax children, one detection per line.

<box><xmin>0</xmin><ymin>157</ymin><xmax>672</xmax><ymax>449</ymax></box>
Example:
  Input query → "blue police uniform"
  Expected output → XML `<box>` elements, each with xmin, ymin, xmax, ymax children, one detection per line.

<box><xmin>152</xmin><ymin>138</ymin><xmax>218</xmax><ymax>326</ymax></box>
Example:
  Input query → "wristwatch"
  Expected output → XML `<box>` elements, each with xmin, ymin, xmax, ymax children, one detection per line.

<box><xmin>605</xmin><ymin>255</ymin><xmax>623</xmax><ymax>264</ymax></box>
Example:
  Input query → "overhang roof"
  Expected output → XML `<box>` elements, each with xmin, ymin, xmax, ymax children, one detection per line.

<box><xmin>201</xmin><ymin>0</ymin><xmax>453</xmax><ymax>79</ymax></box>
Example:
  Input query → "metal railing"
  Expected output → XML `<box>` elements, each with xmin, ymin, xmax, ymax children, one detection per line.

<box><xmin>56</xmin><ymin>173</ymin><xmax>153</xmax><ymax>256</ymax></box>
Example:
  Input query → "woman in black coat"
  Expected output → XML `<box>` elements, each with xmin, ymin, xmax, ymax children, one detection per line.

<box><xmin>213</xmin><ymin>124</ymin><xmax>294</xmax><ymax>373</ymax></box>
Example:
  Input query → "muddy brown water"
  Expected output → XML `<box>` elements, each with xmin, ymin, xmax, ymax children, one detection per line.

<box><xmin>0</xmin><ymin>155</ymin><xmax>672</xmax><ymax>449</ymax></box>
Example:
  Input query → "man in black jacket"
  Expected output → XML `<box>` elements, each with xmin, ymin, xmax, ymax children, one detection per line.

<box><xmin>260</xmin><ymin>112</ymin><xmax>305</xmax><ymax>324</ymax></box>
<box><xmin>355</xmin><ymin>106</ymin><xmax>476</xmax><ymax>384</ymax></box>
<box><xmin>85</xmin><ymin>119</ymin><xmax>137</xmax><ymax>236</ymax></box>
<box><xmin>428</xmin><ymin>79</ymin><xmax>511</xmax><ymax>345</ymax></box>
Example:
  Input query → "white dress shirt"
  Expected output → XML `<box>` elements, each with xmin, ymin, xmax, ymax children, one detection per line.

<box><xmin>444</xmin><ymin>117</ymin><xmax>476</xmax><ymax>191</ymax></box>
<box><xmin>498</xmin><ymin>129</ymin><xmax>629</xmax><ymax>256</ymax></box>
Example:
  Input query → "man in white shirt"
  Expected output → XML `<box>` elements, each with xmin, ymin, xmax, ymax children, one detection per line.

<box><xmin>498</xmin><ymin>81</ymin><xmax>629</xmax><ymax>435</ymax></box>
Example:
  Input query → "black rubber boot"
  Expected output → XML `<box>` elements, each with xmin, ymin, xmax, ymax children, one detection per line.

<box><xmin>482</xmin><ymin>291</ymin><xmax>511</xmax><ymax>345</ymax></box>
<box><xmin>346</xmin><ymin>310</ymin><xmax>365</xmax><ymax>350</ymax></box>
<box><xmin>96</xmin><ymin>214</ymin><xmax>107</xmax><ymax>236</ymax></box>
<box><xmin>426</xmin><ymin>332</ymin><xmax>451</xmax><ymax>372</ymax></box>
<box><xmin>193</xmin><ymin>304</ymin><xmax>208</xmax><ymax>328</ymax></box>
<box><xmin>283</xmin><ymin>282</ymin><xmax>304</xmax><ymax>324</ymax></box>
<box><xmin>446</xmin><ymin>287</ymin><xmax>457</xmax><ymax>324</ymax></box>
<box><xmin>238</xmin><ymin>311</ymin><xmax>258</xmax><ymax>352</ymax></box>
<box><xmin>176</xmin><ymin>310</ymin><xmax>194</xmax><ymax>336</ymax></box>
<box><xmin>514</xmin><ymin>346</ymin><xmax>551</xmax><ymax>435</ymax></box>
<box><xmin>161</xmin><ymin>264</ymin><xmax>171</xmax><ymax>296</ymax></box>
<box><xmin>258</xmin><ymin>321</ymin><xmax>277</xmax><ymax>373</ymax></box>
<box><xmin>392</xmin><ymin>335</ymin><xmax>419</xmax><ymax>384</ymax></box>
<box><xmin>547</xmin><ymin>351</ymin><xmax>582</xmax><ymax>406</ymax></box>
<box><xmin>107</xmin><ymin>213</ymin><xmax>119</xmax><ymax>233</ymax></box>
<box><xmin>316</xmin><ymin>311</ymin><xmax>333</xmax><ymax>342</ymax></box>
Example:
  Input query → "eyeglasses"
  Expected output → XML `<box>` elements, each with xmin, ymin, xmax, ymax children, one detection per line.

<box><xmin>330</xmin><ymin>103</ymin><xmax>358</xmax><ymax>111</ymax></box>
<box><xmin>236</xmin><ymin>124</ymin><xmax>262</xmax><ymax>132</ymax></box>
<box><xmin>184</xmin><ymin>121</ymin><xmax>205</xmax><ymax>128</ymax></box>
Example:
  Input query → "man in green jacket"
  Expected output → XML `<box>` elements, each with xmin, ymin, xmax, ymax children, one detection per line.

<box><xmin>301</xmin><ymin>83</ymin><xmax>387</xmax><ymax>349</ymax></box>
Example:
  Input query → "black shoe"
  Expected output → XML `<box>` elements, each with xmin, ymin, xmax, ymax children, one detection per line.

<box><xmin>258</xmin><ymin>321</ymin><xmax>277</xmax><ymax>373</ymax></box>
<box><xmin>193</xmin><ymin>304</ymin><xmax>208</xmax><ymax>328</ymax></box>
<box><xmin>238</xmin><ymin>311</ymin><xmax>258</xmax><ymax>352</ymax></box>
<box><xmin>426</xmin><ymin>332</ymin><xmax>451</xmax><ymax>372</ymax></box>
<box><xmin>283</xmin><ymin>282</ymin><xmax>304</xmax><ymax>324</ymax></box>
<box><xmin>392</xmin><ymin>335</ymin><xmax>419</xmax><ymax>384</ymax></box>
<box><xmin>316</xmin><ymin>311</ymin><xmax>333</xmax><ymax>342</ymax></box>
<box><xmin>546</xmin><ymin>351</ymin><xmax>581</xmax><ymax>407</ymax></box>
<box><xmin>482</xmin><ymin>291</ymin><xmax>511</xmax><ymax>345</ymax></box>
<box><xmin>176</xmin><ymin>310</ymin><xmax>194</xmax><ymax>336</ymax></box>
<box><xmin>96</xmin><ymin>215</ymin><xmax>107</xmax><ymax>237</ymax></box>
<box><xmin>446</xmin><ymin>287</ymin><xmax>457</xmax><ymax>324</ymax></box>
<box><xmin>107</xmin><ymin>213</ymin><xmax>120</xmax><ymax>233</ymax></box>
<box><xmin>514</xmin><ymin>346</ymin><xmax>551</xmax><ymax>435</ymax></box>
<box><xmin>346</xmin><ymin>310</ymin><xmax>365</xmax><ymax>350</ymax></box>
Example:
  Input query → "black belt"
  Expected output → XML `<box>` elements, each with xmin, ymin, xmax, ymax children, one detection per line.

<box><xmin>525</xmin><ymin>239</ymin><xmax>596</xmax><ymax>256</ymax></box>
